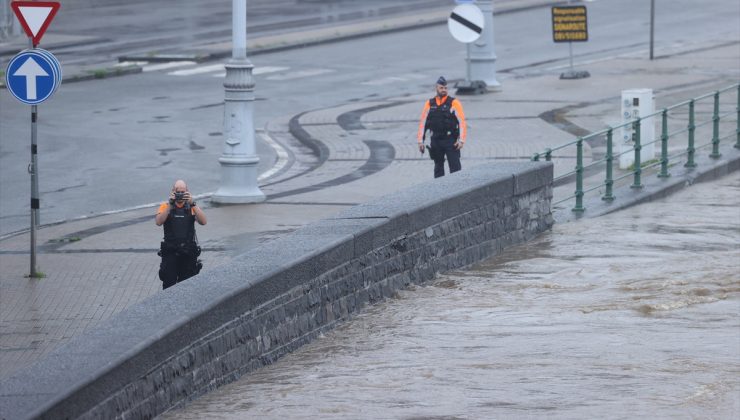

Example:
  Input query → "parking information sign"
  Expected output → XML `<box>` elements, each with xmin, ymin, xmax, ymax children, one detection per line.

<box><xmin>5</xmin><ymin>48</ymin><xmax>62</xmax><ymax>104</ymax></box>
<box><xmin>552</xmin><ymin>5</ymin><xmax>588</xmax><ymax>42</ymax></box>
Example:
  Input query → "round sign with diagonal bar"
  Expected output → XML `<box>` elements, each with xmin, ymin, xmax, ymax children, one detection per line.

<box><xmin>448</xmin><ymin>4</ymin><xmax>484</xmax><ymax>43</ymax></box>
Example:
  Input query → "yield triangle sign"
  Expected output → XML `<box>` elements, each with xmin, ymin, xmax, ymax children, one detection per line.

<box><xmin>10</xmin><ymin>1</ymin><xmax>61</xmax><ymax>46</ymax></box>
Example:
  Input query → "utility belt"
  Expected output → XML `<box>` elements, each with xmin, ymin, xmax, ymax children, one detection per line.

<box><xmin>158</xmin><ymin>240</ymin><xmax>201</xmax><ymax>258</ymax></box>
<box><xmin>430</xmin><ymin>134</ymin><xmax>458</xmax><ymax>143</ymax></box>
<box><xmin>429</xmin><ymin>125</ymin><xmax>459</xmax><ymax>139</ymax></box>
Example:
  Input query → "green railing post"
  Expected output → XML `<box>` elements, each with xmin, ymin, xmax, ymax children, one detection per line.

<box><xmin>545</xmin><ymin>148</ymin><xmax>552</xmax><ymax>161</ymax></box>
<box><xmin>602</xmin><ymin>128</ymin><xmax>615</xmax><ymax>201</ymax></box>
<box><xmin>685</xmin><ymin>99</ymin><xmax>697</xmax><ymax>168</ymax></box>
<box><xmin>735</xmin><ymin>84</ymin><xmax>740</xmax><ymax>149</ymax></box>
<box><xmin>631</xmin><ymin>118</ymin><xmax>643</xmax><ymax>188</ymax></box>
<box><xmin>572</xmin><ymin>138</ymin><xmax>585</xmax><ymax>213</ymax></box>
<box><xmin>658</xmin><ymin>109</ymin><xmax>670</xmax><ymax>178</ymax></box>
<box><xmin>532</xmin><ymin>153</ymin><xmax>540</xmax><ymax>161</ymax></box>
<box><xmin>710</xmin><ymin>91</ymin><xmax>721</xmax><ymax>159</ymax></box>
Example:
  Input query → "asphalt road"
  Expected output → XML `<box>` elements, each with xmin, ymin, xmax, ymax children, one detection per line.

<box><xmin>4</xmin><ymin>0</ymin><xmax>452</xmax><ymax>65</ymax></box>
<box><xmin>1</xmin><ymin>0</ymin><xmax>738</xmax><ymax>236</ymax></box>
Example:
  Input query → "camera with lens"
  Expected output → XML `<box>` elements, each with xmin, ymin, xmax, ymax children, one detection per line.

<box><xmin>174</xmin><ymin>192</ymin><xmax>186</xmax><ymax>201</ymax></box>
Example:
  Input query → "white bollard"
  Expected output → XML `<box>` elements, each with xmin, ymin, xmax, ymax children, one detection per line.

<box><xmin>468</xmin><ymin>0</ymin><xmax>501</xmax><ymax>91</ymax></box>
<box><xmin>619</xmin><ymin>89</ymin><xmax>656</xmax><ymax>169</ymax></box>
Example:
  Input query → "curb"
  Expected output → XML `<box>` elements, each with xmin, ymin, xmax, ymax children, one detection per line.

<box><xmin>116</xmin><ymin>53</ymin><xmax>210</xmax><ymax>63</ymax></box>
<box><xmin>124</xmin><ymin>1</ymin><xmax>560</xmax><ymax>63</ymax></box>
<box><xmin>62</xmin><ymin>63</ymin><xmax>142</xmax><ymax>83</ymax></box>
<box><xmin>4</xmin><ymin>0</ymin><xmax>561</xmax><ymax>87</ymax></box>
<box><xmin>0</xmin><ymin>63</ymin><xmax>142</xmax><ymax>88</ymax></box>
<box><xmin>118</xmin><ymin>8</ymin><xmax>453</xmax><ymax>63</ymax></box>
<box><xmin>0</xmin><ymin>36</ymin><xmax>107</xmax><ymax>57</ymax></box>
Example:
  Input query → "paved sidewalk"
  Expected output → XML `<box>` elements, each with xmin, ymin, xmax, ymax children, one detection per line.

<box><xmin>1</xmin><ymin>32</ymin><xmax>738</xmax><ymax>379</ymax></box>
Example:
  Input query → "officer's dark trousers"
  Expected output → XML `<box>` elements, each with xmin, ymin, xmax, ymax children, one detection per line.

<box><xmin>159</xmin><ymin>251</ymin><xmax>197</xmax><ymax>290</ymax></box>
<box><xmin>431</xmin><ymin>137</ymin><xmax>461</xmax><ymax>178</ymax></box>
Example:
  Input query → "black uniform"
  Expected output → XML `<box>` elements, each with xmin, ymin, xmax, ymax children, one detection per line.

<box><xmin>158</xmin><ymin>203</ymin><xmax>201</xmax><ymax>289</ymax></box>
<box><xmin>425</xmin><ymin>96</ymin><xmax>461</xmax><ymax>178</ymax></box>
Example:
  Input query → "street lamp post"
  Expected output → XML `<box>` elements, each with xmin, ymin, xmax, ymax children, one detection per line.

<box><xmin>212</xmin><ymin>0</ymin><xmax>265</xmax><ymax>204</ymax></box>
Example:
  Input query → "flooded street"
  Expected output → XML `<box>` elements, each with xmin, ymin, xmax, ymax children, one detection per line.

<box><xmin>165</xmin><ymin>173</ymin><xmax>740</xmax><ymax>419</ymax></box>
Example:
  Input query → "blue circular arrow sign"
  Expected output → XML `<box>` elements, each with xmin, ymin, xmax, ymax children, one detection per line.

<box><xmin>5</xmin><ymin>49</ymin><xmax>62</xmax><ymax>105</ymax></box>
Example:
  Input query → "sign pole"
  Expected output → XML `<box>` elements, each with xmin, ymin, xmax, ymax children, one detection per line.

<box><xmin>9</xmin><ymin>1</ymin><xmax>63</xmax><ymax>277</ymax></box>
<box><xmin>568</xmin><ymin>41</ymin><xmax>574</xmax><ymax>73</ymax></box>
<box><xmin>448</xmin><ymin>3</ymin><xmax>487</xmax><ymax>95</ymax></box>
<box><xmin>30</xmin><ymin>103</ymin><xmax>38</xmax><ymax>277</ymax></box>
<box><xmin>649</xmin><ymin>0</ymin><xmax>655</xmax><ymax>60</ymax></box>
<box><xmin>29</xmin><ymin>37</ymin><xmax>39</xmax><ymax>277</ymax></box>
<box><xmin>465</xmin><ymin>43</ymin><xmax>472</xmax><ymax>84</ymax></box>
<box><xmin>567</xmin><ymin>0</ymin><xmax>573</xmax><ymax>69</ymax></box>
<box><xmin>552</xmin><ymin>4</ymin><xmax>590</xmax><ymax>79</ymax></box>
<box><xmin>467</xmin><ymin>0</ymin><xmax>500</xmax><ymax>92</ymax></box>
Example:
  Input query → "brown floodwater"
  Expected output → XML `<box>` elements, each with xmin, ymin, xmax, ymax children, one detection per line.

<box><xmin>164</xmin><ymin>172</ymin><xmax>740</xmax><ymax>419</ymax></box>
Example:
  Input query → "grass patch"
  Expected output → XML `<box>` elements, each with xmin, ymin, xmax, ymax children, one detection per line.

<box><xmin>49</xmin><ymin>236</ymin><xmax>81</xmax><ymax>243</ymax></box>
<box><xmin>626</xmin><ymin>158</ymin><xmax>661</xmax><ymax>171</ymax></box>
<box><xmin>25</xmin><ymin>271</ymin><xmax>46</xmax><ymax>278</ymax></box>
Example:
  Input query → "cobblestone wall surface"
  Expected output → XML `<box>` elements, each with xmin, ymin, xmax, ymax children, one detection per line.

<box><xmin>0</xmin><ymin>162</ymin><xmax>552</xmax><ymax>420</ymax></box>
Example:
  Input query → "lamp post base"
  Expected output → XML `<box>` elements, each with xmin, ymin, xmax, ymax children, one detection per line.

<box><xmin>211</xmin><ymin>189</ymin><xmax>266</xmax><ymax>204</ymax></box>
<box><xmin>455</xmin><ymin>80</ymin><xmax>488</xmax><ymax>95</ymax></box>
<box><xmin>211</xmin><ymin>155</ymin><xmax>266</xmax><ymax>204</ymax></box>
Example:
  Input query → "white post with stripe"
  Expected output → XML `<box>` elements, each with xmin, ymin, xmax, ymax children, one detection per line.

<box><xmin>468</xmin><ymin>1</ymin><xmax>500</xmax><ymax>91</ymax></box>
<box><xmin>448</xmin><ymin>2</ymin><xmax>500</xmax><ymax>94</ymax></box>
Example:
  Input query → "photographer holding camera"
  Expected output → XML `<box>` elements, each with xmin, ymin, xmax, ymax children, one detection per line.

<box><xmin>155</xmin><ymin>180</ymin><xmax>207</xmax><ymax>289</ymax></box>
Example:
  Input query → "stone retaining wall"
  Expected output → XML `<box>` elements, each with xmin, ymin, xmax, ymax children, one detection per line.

<box><xmin>0</xmin><ymin>162</ymin><xmax>553</xmax><ymax>420</ymax></box>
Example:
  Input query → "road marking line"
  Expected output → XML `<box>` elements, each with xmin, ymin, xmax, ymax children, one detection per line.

<box><xmin>361</xmin><ymin>73</ymin><xmax>427</xmax><ymax>85</ymax></box>
<box><xmin>545</xmin><ymin>40</ymin><xmax>698</xmax><ymax>71</ymax></box>
<box><xmin>211</xmin><ymin>65</ymin><xmax>290</xmax><ymax>78</ymax></box>
<box><xmin>256</xmin><ymin>66</ymin><xmax>290</xmax><ymax>75</ymax></box>
<box><xmin>545</xmin><ymin>50</ymin><xmax>649</xmax><ymax>71</ymax></box>
<box><xmin>143</xmin><ymin>61</ymin><xmax>197</xmax><ymax>72</ymax></box>
<box><xmin>266</xmin><ymin>68</ymin><xmax>335</xmax><ymax>80</ymax></box>
<box><xmin>168</xmin><ymin>63</ymin><xmax>225</xmax><ymax>76</ymax></box>
<box><xmin>115</xmin><ymin>61</ymin><xmax>147</xmax><ymax>67</ymax></box>
<box><xmin>257</xmin><ymin>129</ymin><xmax>289</xmax><ymax>181</ymax></box>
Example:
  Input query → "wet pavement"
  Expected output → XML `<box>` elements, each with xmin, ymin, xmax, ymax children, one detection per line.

<box><xmin>1</xmin><ymin>36</ymin><xmax>738</xmax><ymax>382</ymax></box>
<box><xmin>164</xmin><ymin>172</ymin><xmax>740</xmax><ymax>420</ymax></box>
<box><xmin>0</xmin><ymin>0</ymin><xmax>738</xmax><ymax>405</ymax></box>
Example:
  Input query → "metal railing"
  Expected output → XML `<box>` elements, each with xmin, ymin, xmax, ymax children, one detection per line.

<box><xmin>532</xmin><ymin>83</ymin><xmax>740</xmax><ymax>213</ymax></box>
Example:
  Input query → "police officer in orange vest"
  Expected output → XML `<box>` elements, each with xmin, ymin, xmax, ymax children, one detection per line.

<box><xmin>418</xmin><ymin>76</ymin><xmax>468</xmax><ymax>178</ymax></box>
<box><xmin>155</xmin><ymin>180</ymin><xmax>207</xmax><ymax>289</ymax></box>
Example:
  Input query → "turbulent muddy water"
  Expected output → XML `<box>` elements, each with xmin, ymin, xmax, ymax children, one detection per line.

<box><xmin>165</xmin><ymin>173</ymin><xmax>740</xmax><ymax>419</ymax></box>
